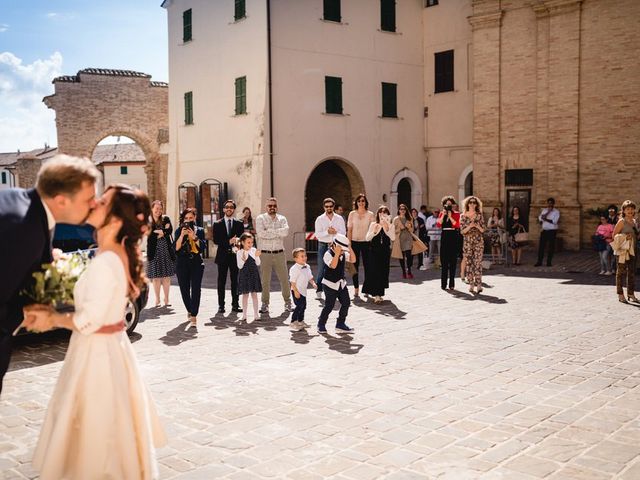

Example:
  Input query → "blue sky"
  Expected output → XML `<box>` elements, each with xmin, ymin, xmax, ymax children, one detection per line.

<box><xmin>0</xmin><ymin>0</ymin><xmax>168</xmax><ymax>151</ymax></box>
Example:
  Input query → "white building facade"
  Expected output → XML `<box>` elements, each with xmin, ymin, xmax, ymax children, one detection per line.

<box><xmin>163</xmin><ymin>0</ymin><xmax>469</xmax><ymax>248</ymax></box>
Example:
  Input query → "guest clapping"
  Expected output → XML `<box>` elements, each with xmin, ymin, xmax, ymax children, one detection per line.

<box><xmin>461</xmin><ymin>196</ymin><xmax>486</xmax><ymax>294</ymax></box>
<box><xmin>507</xmin><ymin>207</ymin><xmax>525</xmax><ymax>266</ymax></box>
<box><xmin>392</xmin><ymin>204</ymin><xmax>414</xmax><ymax>279</ymax></box>
<box><xmin>487</xmin><ymin>208</ymin><xmax>505</xmax><ymax>265</ymax></box>
<box><xmin>347</xmin><ymin>194</ymin><xmax>374</xmax><ymax>298</ymax></box>
<box><xmin>594</xmin><ymin>215</ymin><xmax>614</xmax><ymax>275</ymax></box>
<box><xmin>362</xmin><ymin>206</ymin><xmax>395</xmax><ymax>303</ymax></box>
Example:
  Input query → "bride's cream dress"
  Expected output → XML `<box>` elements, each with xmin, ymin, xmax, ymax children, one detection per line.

<box><xmin>33</xmin><ymin>251</ymin><xmax>166</xmax><ymax>480</ymax></box>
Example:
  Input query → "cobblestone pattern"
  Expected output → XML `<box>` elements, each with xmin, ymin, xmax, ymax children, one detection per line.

<box><xmin>1</xmin><ymin>257</ymin><xmax>639</xmax><ymax>479</ymax></box>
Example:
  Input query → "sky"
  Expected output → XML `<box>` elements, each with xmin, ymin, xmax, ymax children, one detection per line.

<box><xmin>0</xmin><ymin>0</ymin><xmax>168</xmax><ymax>152</ymax></box>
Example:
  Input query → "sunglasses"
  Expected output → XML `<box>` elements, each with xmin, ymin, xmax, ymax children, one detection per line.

<box><xmin>469</xmin><ymin>201</ymin><xmax>477</xmax><ymax>204</ymax></box>
<box><xmin>224</xmin><ymin>206</ymin><xmax>235</xmax><ymax>210</ymax></box>
<box><xmin>267</xmin><ymin>204</ymin><xmax>277</xmax><ymax>208</ymax></box>
<box><xmin>324</xmin><ymin>205</ymin><xmax>334</xmax><ymax>209</ymax></box>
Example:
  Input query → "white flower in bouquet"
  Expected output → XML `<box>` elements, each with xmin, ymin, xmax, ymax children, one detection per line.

<box><xmin>23</xmin><ymin>251</ymin><xmax>92</xmax><ymax>310</ymax></box>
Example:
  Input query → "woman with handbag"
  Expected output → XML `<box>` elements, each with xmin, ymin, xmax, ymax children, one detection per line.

<box><xmin>411</xmin><ymin>208</ymin><xmax>429</xmax><ymax>271</ymax></box>
<box><xmin>507</xmin><ymin>206</ymin><xmax>526</xmax><ymax>266</ymax></box>
<box><xmin>460</xmin><ymin>196</ymin><xmax>486</xmax><ymax>294</ymax></box>
<box><xmin>362</xmin><ymin>206</ymin><xmax>395</xmax><ymax>303</ymax></box>
<box><xmin>392</xmin><ymin>204</ymin><xmax>415</xmax><ymax>279</ymax></box>
<box><xmin>146</xmin><ymin>200</ymin><xmax>176</xmax><ymax>307</ymax></box>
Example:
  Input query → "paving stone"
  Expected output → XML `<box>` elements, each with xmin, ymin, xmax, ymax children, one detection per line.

<box><xmin>3</xmin><ymin>260</ymin><xmax>640</xmax><ymax>479</ymax></box>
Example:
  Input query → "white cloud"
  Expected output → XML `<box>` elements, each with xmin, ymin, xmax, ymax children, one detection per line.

<box><xmin>0</xmin><ymin>24</ymin><xmax>8</xmax><ymax>33</ymax></box>
<box><xmin>46</xmin><ymin>13</ymin><xmax>58</xmax><ymax>18</ymax></box>
<box><xmin>0</xmin><ymin>52</ymin><xmax>62</xmax><ymax>151</ymax></box>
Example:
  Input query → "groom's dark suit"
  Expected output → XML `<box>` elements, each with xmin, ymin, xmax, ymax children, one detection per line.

<box><xmin>0</xmin><ymin>188</ymin><xmax>53</xmax><ymax>395</ymax></box>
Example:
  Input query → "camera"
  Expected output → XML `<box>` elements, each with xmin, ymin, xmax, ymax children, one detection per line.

<box><xmin>182</xmin><ymin>221</ymin><xmax>195</xmax><ymax>230</ymax></box>
<box><xmin>444</xmin><ymin>204</ymin><xmax>453</xmax><ymax>212</ymax></box>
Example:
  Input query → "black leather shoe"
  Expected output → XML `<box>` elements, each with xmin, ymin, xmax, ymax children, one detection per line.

<box><xmin>218</xmin><ymin>307</ymin><xmax>225</xmax><ymax>314</ymax></box>
<box><xmin>534</xmin><ymin>262</ymin><xmax>542</xmax><ymax>267</ymax></box>
<box><xmin>232</xmin><ymin>306</ymin><xmax>243</xmax><ymax>313</ymax></box>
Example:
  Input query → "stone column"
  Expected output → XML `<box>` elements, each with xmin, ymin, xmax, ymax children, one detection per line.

<box><xmin>469</xmin><ymin>1</ymin><xmax>502</xmax><ymax>211</ymax></box>
<box><xmin>531</xmin><ymin>0</ymin><xmax>583</xmax><ymax>251</ymax></box>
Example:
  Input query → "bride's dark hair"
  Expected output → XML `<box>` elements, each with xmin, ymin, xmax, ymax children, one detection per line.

<box><xmin>103</xmin><ymin>184</ymin><xmax>151</xmax><ymax>299</ymax></box>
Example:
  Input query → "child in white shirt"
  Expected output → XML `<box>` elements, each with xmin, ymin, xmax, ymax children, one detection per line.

<box><xmin>289</xmin><ymin>248</ymin><xmax>317</xmax><ymax>331</ymax></box>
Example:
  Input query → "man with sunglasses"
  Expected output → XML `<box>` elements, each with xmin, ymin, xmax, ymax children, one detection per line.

<box><xmin>314</xmin><ymin>197</ymin><xmax>346</xmax><ymax>299</ymax></box>
<box><xmin>213</xmin><ymin>200</ymin><xmax>245</xmax><ymax>313</ymax></box>
<box><xmin>255</xmin><ymin>197</ymin><xmax>292</xmax><ymax>314</ymax></box>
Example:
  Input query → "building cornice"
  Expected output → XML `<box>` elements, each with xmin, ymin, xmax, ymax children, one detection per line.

<box><xmin>468</xmin><ymin>11</ymin><xmax>503</xmax><ymax>31</ymax></box>
<box><xmin>533</xmin><ymin>0</ymin><xmax>583</xmax><ymax>18</ymax></box>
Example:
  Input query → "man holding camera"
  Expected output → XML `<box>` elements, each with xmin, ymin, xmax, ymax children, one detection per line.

<box><xmin>535</xmin><ymin>197</ymin><xmax>560</xmax><ymax>267</ymax></box>
<box><xmin>213</xmin><ymin>200</ymin><xmax>245</xmax><ymax>313</ymax></box>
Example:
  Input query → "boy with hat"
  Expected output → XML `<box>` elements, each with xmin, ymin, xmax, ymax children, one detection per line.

<box><xmin>318</xmin><ymin>233</ymin><xmax>356</xmax><ymax>334</ymax></box>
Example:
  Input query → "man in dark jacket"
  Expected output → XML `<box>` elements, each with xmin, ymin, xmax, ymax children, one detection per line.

<box><xmin>0</xmin><ymin>155</ymin><xmax>99</xmax><ymax>395</ymax></box>
<box><xmin>213</xmin><ymin>200</ymin><xmax>244</xmax><ymax>313</ymax></box>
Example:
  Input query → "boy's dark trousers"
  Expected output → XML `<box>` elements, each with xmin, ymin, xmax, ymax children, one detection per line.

<box><xmin>291</xmin><ymin>291</ymin><xmax>307</xmax><ymax>321</ymax></box>
<box><xmin>318</xmin><ymin>285</ymin><xmax>350</xmax><ymax>326</ymax></box>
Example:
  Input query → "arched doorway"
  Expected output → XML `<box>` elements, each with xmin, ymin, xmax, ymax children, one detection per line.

<box><xmin>390</xmin><ymin>169</ymin><xmax>423</xmax><ymax>215</ymax></box>
<box><xmin>304</xmin><ymin>158</ymin><xmax>365</xmax><ymax>231</ymax></box>
<box><xmin>397</xmin><ymin>178</ymin><xmax>412</xmax><ymax>209</ymax></box>
<box><xmin>43</xmin><ymin>68</ymin><xmax>168</xmax><ymax>202</ymax></box>
<box><xmin>92</xmin><ymin>136</ymin><xmax>148</xmax><ymax>192</ymax></box>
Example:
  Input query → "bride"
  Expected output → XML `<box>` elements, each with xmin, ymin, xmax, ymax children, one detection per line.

<box><xmin>23</xmin><ymin>184</ymin><xmax>166</xmax><ymax>480</ymax></box>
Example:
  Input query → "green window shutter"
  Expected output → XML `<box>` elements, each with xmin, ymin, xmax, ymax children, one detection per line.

<box><xmin>184</xmin><ymin>91</ymin><xmax>193</xmax><ymax>124</ymax></box>
<box><xmin>381</xmin><ymin>82</ymin><xmax>397</xmax><ymax>117</ymax></box>
<box><xmin>323</xmin><ymin>0</ymin><xmax>341</xmax><ymax>22</ymax></box>
<box><xmin>380</xmin><ymin>0</ymin><xmax>396</xmax><ymax>32</ymax></box>
<box><xmin>235</xmin><ymin>0</ymin><xmax>246</xmax><ymax>21</ymax></box>
<box><xmin>1</xmin><ymin>172</ymin><xmax>6</xmax><ymax>184</ymax></box>
<box><xmin>235</xmin><ymin>77</ymin><xmax>247</xmax><ymax>115</ymax></box>
<box><xmin>325</xmin><ymin>76</ymin><xmax>343</xmax><ymax>114</ymax></box>
<box><xmin>434</xmin><ymin>50</ymin><xmax>454</xmax><ymax>93</ymax></box>
<box><xmin>183</xmin><ymin>9</ymin><xmax>192</xmax><ymax>42</ymax></box>
<box><xmin>120</xmin><ymin>166</ymin><xmax>128</xmax><ymax>175</ymax></box>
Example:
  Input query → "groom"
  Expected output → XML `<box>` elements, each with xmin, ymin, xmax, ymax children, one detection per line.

<box><xmin>0</xmin><ymin>155</ymin><xmax>100</xmax><ymax>396</ymax></box>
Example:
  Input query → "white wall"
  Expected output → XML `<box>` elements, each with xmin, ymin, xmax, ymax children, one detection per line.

<box><xmin>0</xmin><ymin>167</ymin><xmax>17</xmax><ymax>189</ymax></box>
<box><xmin>103</xmin><ymin>164</ymin><xmax>148</xmax><ymax>192</ymax></box>
<box><xmin>423</xmin><ymin>0</ymin><xmax>473</xmax><ymax>208</ymax></box>
<box><xmin>270</xmin><ymin>0</ymin><xmax>426</xmax><ymax>241</ymax></box>
<box><xmin>164</xmin><ymin>0</ymin><xmax>269</xmax><ymax>223</ymax></box>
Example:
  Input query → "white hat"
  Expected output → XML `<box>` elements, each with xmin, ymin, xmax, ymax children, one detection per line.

<box><xmin>334</xmin><ymin>234</ymin><xmax>350</xmax><ymax>248</ymax></box>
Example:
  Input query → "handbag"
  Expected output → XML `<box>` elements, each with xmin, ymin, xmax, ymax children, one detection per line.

<box><xmin>514</xmin><ymin>227</ymin><xmax>528</xmax><ymax>244</ymax></box>
<box><xmin>410</xmin><ymin>234</ymin><xmax>428</xmax><ymax>255</ymax></box>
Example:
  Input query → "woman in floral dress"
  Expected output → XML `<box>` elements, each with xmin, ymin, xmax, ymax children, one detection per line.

<box><xmin>461</xmin><ymin>196</ymin><xmax>486</xmax><ymax>294</ymax></box>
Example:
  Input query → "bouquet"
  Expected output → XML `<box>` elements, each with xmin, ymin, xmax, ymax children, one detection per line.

<box><xmin>22</xmin><ymin>249</ymin><xmax>91</xmax><ymax>311</ymax></box>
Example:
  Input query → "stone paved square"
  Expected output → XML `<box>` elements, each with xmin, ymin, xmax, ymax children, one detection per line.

<box><xmin>2</xmin><ymin>254</ymin><xmax>640</xmax><ymax>479</ymax></box>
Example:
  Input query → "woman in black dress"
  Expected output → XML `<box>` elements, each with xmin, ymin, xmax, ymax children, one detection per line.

<box><xmin>437</xmin><ymin>196</ymin><xmax>461</xmax><ymax>290</ymax></box>
<box><xmin>362</xmin><ymin>206</ymin><xmax>396</xmax><ymax>303</ymax></box>
<box><xmin>146</xmin><ymin>200</ymin><xmax>176</xmax><ymax>307</ymax></box>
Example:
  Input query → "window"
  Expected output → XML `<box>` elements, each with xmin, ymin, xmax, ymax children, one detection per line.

<box><xmin>184</xmin><ymin>91</ymin><xmax>193</xmax><ymax>124</ymax></box>
<box><xmin>235</xmin><ymin>76</ymin><xmax>247</xmax><ymax>115</ymax></box>
<box><xmin>234</xmin><ymin>0</ymin><xmax>246</xmax><ymax>21</ymax></box>
<box><xmin>380</xmin><ymin>0</ymin><xmax>396</xmax><ymax>32</ymax></box>
<box><xmin>120</xmin><ymin>166</ymin><xmax>128</xmax><ymax>175</ymax></box>
<box><xmin>381</xmin><ymin>82</ymin><xmax>397</xmax><ymax>118</ymax></box>
<box><xmin>183</xmin><ymin>9</ymin><xmax>192</xmax><ymax>42</ymax></box>
<box><xmin>505</xmin><ymin>169</ymin><xmax>534</xmax><ymax>186</ymax></box>
<box><xmin>1</xmin><ymin>172</ymin><xmax>6</xmax><ymax>184</ymax></box>
<box><xmin>426</xmin><ymin>0</ymin><xmax>439</xmax><ymax>6</ymax></box>
<box><xmin>434</xmin><ymin>50</ymin><xmax>454</xmax><ymax>93</ymax></box>
<box><xmin>323</xmin><ymin>0</ymin><xmax>341</xmax><ymax>22</ymax></box>
<box><xmin>324</xmin><ymin>76</ymin><xmax>343</xmax><ymax>114</ymax></box>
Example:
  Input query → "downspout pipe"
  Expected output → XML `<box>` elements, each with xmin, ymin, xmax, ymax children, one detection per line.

<box><xmin>267</xmin><ymin>0</ymin><xmax>274</xmax><ymax>197</ymax></box>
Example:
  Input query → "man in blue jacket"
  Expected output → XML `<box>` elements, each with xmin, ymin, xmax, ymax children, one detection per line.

<box><xmin>0</xmin><ymin>155</ymin><xmax>99</xmax><ymax>395</ymax></box>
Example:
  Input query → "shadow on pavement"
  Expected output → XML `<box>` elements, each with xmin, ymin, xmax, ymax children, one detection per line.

<box><xmin>159</xmin><ymin>321</ymin><xmax>198</xmax><ymax>346</ymax></box>
<box><xmin>449</xmin><ymin>288</ymin><xmax>508</xmax><ymax>304</ymax></box>
<box><xmin>353</xmin><ymin>296</ymin><xmax>407</xmax><ymax>319</ymax></box>
<box><xmin>9</xmin><ymin>329</ymin><xmax>71</xmax><ymax>371</ymax></box>
<box><xmin>320</xmin><ymin>332</ymin><xmax>364</xmax><ymax>355</ymax></box>
<box><xmin>205</xmin><ymin>311</ymin><xmax>291</xmax><ymax>336</ymax></box>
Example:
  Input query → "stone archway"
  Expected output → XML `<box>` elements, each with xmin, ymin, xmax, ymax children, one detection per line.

<box><xmin>304</xmin><ymin>158</ymin><xmax>365</xmax><ymax>231</ymax></box>
<box><xmin>390</xmin><ymin>168</ymin><xmax>422</xmax><ymax>215</ymax></box>
<box><xmin>43</xmin><ymin>68</ymin><xmax>168</xmax><ymax>201</ymax></box>
<box><xmin>458</xmin><ymin>164</ymin><xmax>473</xmax><ymax>204</ymax></box>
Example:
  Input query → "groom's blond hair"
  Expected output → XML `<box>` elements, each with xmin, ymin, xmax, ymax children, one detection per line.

<box><xmin>36</xmin><ymin>154</ymin><xmax>100</xmax><ymax>198</ymax></box>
